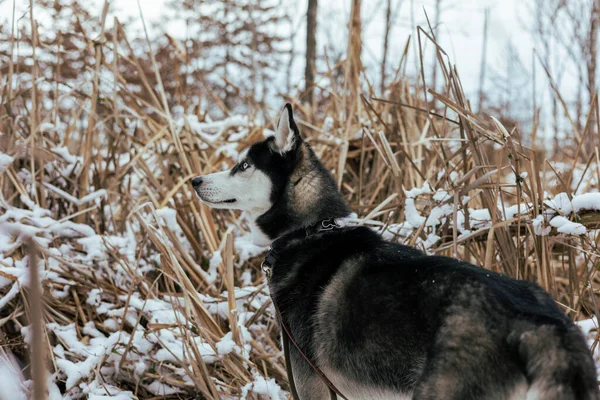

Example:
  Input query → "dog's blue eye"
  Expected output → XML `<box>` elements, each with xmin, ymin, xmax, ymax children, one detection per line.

<box><xmin>240</xmin><ymin>161</ymin><xmax>250</xmax><ymax>171</ymax></box>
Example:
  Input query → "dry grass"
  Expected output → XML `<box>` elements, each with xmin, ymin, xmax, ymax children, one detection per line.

<box><xmin>0</xmin><ymin>5</ymin><xmax>599</xmax><ymax>399</ymax></box>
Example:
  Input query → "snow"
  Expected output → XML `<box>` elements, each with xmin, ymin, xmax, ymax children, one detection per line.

<box><xmin>153</xmin><ymin>339</ymin><xmax>217</xmax><ymax>364</ymax></box>
<box><xmin>87</xmin><ymin>386</ymin><xmax>135</xmax><ymax>400</ymax></box>
<box><xmin>576</xmin><ymin>318</ymin><xmax>600</xmax><ymax>378</ymax></box>
<box><xmin>572</xmin><ymin>193</ymin><xmax>600</xmax><ymax>213</ymax></box>
<box><xmin>469</xmin><ymin>209</ymin><xmax>492</xmax><ymax>228</ymax></box>
<box><xmin>78</xmin><ymin>189</ymin><xmax>108</xmax><ymax>205</ymax></box>
<box><xmin>51</xmin><ymin>146</ymin><xmax>80</xmax><ymax>164</ymax></box>
<box><xmin>207</xmin><ymin>251</ymin><xmax>222</xmax><ymax>283</ymax></box>
<box><xmin>0</xmin><ymin>349</ymin><xmax>27</xmax><ymax>400</ymax></box>
<box><xmin>404</xmin><ymin>181</ymin><xmax>433</xmax><ymax>198</ymax></box>
<box><xmin>549</xmin><ymin>216</ymin><xmax>587</xmax><ymax>236</ymax></box>
<box><xmin>544</xmin><ymin>192</ymin><xmax>600</xmax><ymax>216</ymax></box>
<box><xmin>49</xmin><ymin>323</ymin><xmax>123</xmax><ymax>390</ymax></box>
<box><xmin>0</xmin><ymin>152</ymin><xmax>14</xmax><ymax>173</ymax></box>
<box><xmin>504</xmin><ymin>203</ymin><xmax>532</xmax><ymax>220</ymax></box>
<box><xmin>426</xmin><ymin>203</ymin><xmax>454</xmax><ymax>227</ymax></box>
<box><xmin>425</xmin><ymin>190</ymin><xmax>599</xmax><ymax>239</ymax></box>
<box><xmin>144</xmin><ymin>381</ymin><xmax>182</xmax><ymax>396</ymax></box>
<box><xmin>43</xmin><ymin>183</ymin><xmax>107</xmax><ymax>206</ymax></box>
<box><xmin>183</xmin><ymin>114</ymin><xmax>250</xmax><ymax>143</ymax></box>
<box><xmin>532</xmin><ymin>215</ymin><xmax>551</xmax><ymax>236</ymax></box>
<box><xmin>234</xmin><ymin>231</ymin><xmax>268</xmax><ymax>266</ymax></box>
<box><xmin>86</xmin><ymin>288</ymin><xmax>103</xmax><ymax>307</ymax></box>
<box><xmin>433</xmin><ymin>189</ymin><xmax>451</xmax><ymax>202</ymax></box>
<box><xmin>363</xmin><ymin>179</ymin><xmax>600</xmax><ymax>255</ymax></box>
<box><xmin>404</xmin><ymin>198</ymin><xmax>426</xmax><ymax>227</ymax></box>
<box><xmin>421</xmin><ymin>233</ymin><xmax>441</xmax><ymax>251</ymax></box>
<box><xmin>241</xmin><ymin>375</ymin><xmax>286</xmax><ymax>400</ymax></box>
<box><xmin>124</xmin><ymin>293</ymin><xmax>186</xmax><ymax>325</ymax></box>
<box><xmin>216</xmin><ymin>333</ymin><xmax>238</xmax><ymax>356</ymax></box>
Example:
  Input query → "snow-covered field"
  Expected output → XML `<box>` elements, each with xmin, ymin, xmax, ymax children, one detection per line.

<box><xmin>1</xmin><ymin>7</ymin><xmax>599</xmax><ymax>397</ymax></box>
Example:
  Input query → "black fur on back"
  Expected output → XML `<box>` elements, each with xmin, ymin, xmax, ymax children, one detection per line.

<box><xmin>268</xmin><ymin>226</ymin><xmax>599</xmax><ymax>399</ymax></box>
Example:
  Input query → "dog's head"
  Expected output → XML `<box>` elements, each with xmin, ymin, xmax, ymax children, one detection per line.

<box><xmin>192</xmin><ymin>104</ymin><xmax>350</xmax><ymax>243</ymax></box>
<box><xmin>192</xmin><ymin>104</ymin><xmax>301</xmax><ymax>214</ymax></box>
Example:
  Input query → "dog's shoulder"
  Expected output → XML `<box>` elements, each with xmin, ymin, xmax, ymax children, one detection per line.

<box><xmin>269</xmin><ymin>226</ymin><xmax>388</xmax><ymax>295</ymax></box>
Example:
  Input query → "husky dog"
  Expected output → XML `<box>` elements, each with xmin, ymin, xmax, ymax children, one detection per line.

<box><xmin>192</xmin><ymin>104</ymin><xmax>599</xmax><ymax>400</ymax></box>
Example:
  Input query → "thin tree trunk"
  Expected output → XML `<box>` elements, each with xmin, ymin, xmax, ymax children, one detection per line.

<box><xmin>431</xmin><ymin>0</ymin><xmax>441</xmax><ymax>91</ymax></box>
<box><xmin>410</xmin><ymin>0</ymin><xmax>418</xmax><ymax>74</ymax></box>
<box><xmin>345</xmin><ymin>0</ymin><xmax>362</xmax><ymax>119</ymax></box>
<box><xmin>506</xmin><ymin>42</ymin><xmax>512</xmax><ymax>117</ymax></box>
<box><xmin>477</xmin><ymin>7</ymin><xmax>489</xmax><ymax>113</ymax></box>
<box><xmin>587</xmin><ymin>0</ymin><xmax>598</xmax><ymax>139</ymax></box>
<box><xmin>303</xmin><ymin>0</ymin><xmax>318</xmax><ymax>109</ymax></box>
<box><xmin>381</xmin><ymin>0</ymin><xmax>392</xmax><ymax>94</ymax></box>
<box><xmin>286</xmin><ymin>20</ymin><xmax>297</xmax><ymax>95</ymax></box>
<box><xmin>577</xmin><ymin>70</ymin><xmax>584</xmax><ymax>132</ymax></box>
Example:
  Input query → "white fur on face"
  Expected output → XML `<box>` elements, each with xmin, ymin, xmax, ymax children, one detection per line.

<box><xmin>194</xmin><ymin>167</ymin><xmax>272</xmax><ymax>214</ymax></box>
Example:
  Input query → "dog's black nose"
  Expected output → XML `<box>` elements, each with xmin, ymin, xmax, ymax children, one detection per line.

<box><xmin>191</xmin><ymin>177</ymin><xmax>203</xmax><ymax>187</ymax></box>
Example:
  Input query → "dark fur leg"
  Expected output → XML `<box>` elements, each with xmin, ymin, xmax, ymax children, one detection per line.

<box><xmin>509</xmin><ymin>324</ymin><xmax>600</xmax><ymax>400</ymax></box>
<box><xmin>288</xmin><ymin>346</ymin><xmax>330</xmax><ymax>400</ymax></box>
<box><xmin>412</xmin><ymin>325</ymin><xmax>522</xmax><ymax>400</ymax></box>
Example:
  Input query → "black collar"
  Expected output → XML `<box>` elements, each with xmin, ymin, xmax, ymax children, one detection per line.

<box><xmin>261</xmin><ymin>218</ymin><xmax>342</xmax><ymax>279</ymax></box>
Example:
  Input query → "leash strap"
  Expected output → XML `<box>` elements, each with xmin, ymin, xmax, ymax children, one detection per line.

<box><xmin>282</xmin><ymin>327</ymin><xmax>337</xmax><ymax>400</ymax></box>
<box><xmin>282</xmin><ymin>331</ymin><xmax>302</xmax><ymax>400</ymax></box>
<box><xmin>271</xmin><ymin>297</ymin><xmax>348</xmax><ymax>400</ymax></box>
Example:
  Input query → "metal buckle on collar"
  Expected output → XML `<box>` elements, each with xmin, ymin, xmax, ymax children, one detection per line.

<box><xmin>262</xmin><ymin>263</ymin><xmax>272</xmax><ymax>281</ymax></box>
<box><xmin>305</xmin><ymin>218</ymin><xmax>342</xmax><ymax>237</ymax></box>
<box><xmin>261</xmin><ymin>259</ymin><xmax>272</xmax><ymax>282</ymax></box>
<box><xmin>261</xmin><ymin>247</ymin><xmax>275</xmax><ymax>281</ymax></box>
<box><xmin>320</xmin><ymin>218</ymin><xmax>339</xmax><ymax>231</ymax></box>
<box><xmin>261</xmin><ymin>258</ymin><xmax>270</xmax><ymax>272</ymax></box>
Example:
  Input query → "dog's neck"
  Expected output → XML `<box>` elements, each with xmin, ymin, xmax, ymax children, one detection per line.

<box><xmin>249</xmin><ymin>143</ymin><xmax>352</xmax><ymax>245</ymax></box>
<box><xmin>250</xmin><ymin>201</ymin><xmax>352</xmax><ymax>245</ymax></box>
<box><xmin>253</xmin><ymin>181</ymin><xmax>351</xmax><ymax>245</ymax></box>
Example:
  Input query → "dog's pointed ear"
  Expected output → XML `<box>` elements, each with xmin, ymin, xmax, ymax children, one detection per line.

<box><xmin>273</xmin><ymin>103</ymin><xmax>300</xmax><ymax>153</ymax></box>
